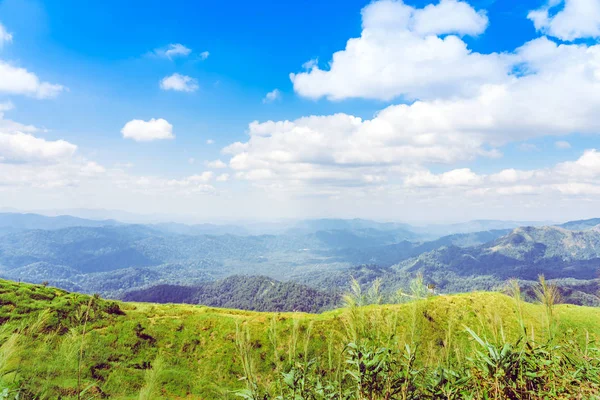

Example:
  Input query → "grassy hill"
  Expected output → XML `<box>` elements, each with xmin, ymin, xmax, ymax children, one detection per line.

<box><xmin>1</xmin><ymin>279</ymin><xmax>600</xmax><ymax>399</ymax></box>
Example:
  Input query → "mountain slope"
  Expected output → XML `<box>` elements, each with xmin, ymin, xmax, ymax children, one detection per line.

<box><xmin>2</xmin><ymin>279</ymin><xmax>600</xmax><ymax>398</ymax></box>
<box><xmin>397</xmin><ymin>226</ymin><xmax>600</xmax><ymax>280</ymax></box>
<box><xmin>121</xmin><ymin>275</ymin><xmax>340</xmax><ymax>312</ymax></box>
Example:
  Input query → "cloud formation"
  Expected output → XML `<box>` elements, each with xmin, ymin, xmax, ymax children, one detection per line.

<box><xmin>0</xmin><ymin>132</ymin><xmax>76</xmax><ymax>163</ymax></box>
<box><xmin>160</xmin><ymin>73</ymin><xmax>199</xmax><ymax>92</ymax></box>
<box><xmin>290</xmin><ymin>0</ymin><xmax>502</xmax><ymax>101</ymax></box>
<box><xmin>263</xmin><ymin>89</ymin><xmax>281</xmax><ymax>103</ymax></box>
<box><xmin>529</xmin><ymin>0</ymin><xmax>600</xmax><ymax>41</ymax></box>
<box><xmin>121</xmin><ymin>118</ymin><xmax>174</xmax><ymax>142</ymax></box>
<box><xmin>154</xmin><ymin>43</ymin><xmax>192</xmax><ymax>59</ymax></box>
<box><xmin>0</xmin><ymin>61</ymin><xmax>65</xmax><ymax>99</ymax></box>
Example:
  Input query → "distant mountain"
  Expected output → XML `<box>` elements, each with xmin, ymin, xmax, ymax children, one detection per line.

<box><xmin>287</xmin><ymin>218</ymin><xmax>414</xmax><ymax>234</ymax></box>
<box><xmin>285</xmin><ymin>219</ymin><xmax>418</xmax><ymax>245</ymax></box>
<box><xmin>334</xmin><ymin>229</ymin><xmax>512</xmax><ymax>267</ymax></box>
<box><xmin>398</xmin><ymin>226</ymin><xmax>600</xmax><ymax>280</ymax></box>
<box><xmin>558</xmin><ymin>218</ymin><xmax>600</xmax><ymax>231</ymax></box>
<box><xmin>2</xmin><ymin>212</ymin><xmax>600</xmax><ymax>306</ymax></box>
<box><xmin>121</xmin><ymin>275</ymin><xmax>340</xmax><ymax>312</ymax></box>
<box><xmin>411</xmin><ymin>219</ymin><xmax>553</xmax><ymax>239</ymax></box>
<box><xmin>0</xmin><ymin>212</ymin><xmax>120</xmax><ymax>235</ymax></box>
<box><xmin>151</xmin><ymin>222</ymin><xmax>250</xmax><ymax>236</ymax></box>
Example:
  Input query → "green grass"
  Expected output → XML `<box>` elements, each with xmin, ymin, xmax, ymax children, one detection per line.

<box><xmin>1</xmin><ymin>279</ymin><xmax>600</xmax><ymax>399</ymax></box>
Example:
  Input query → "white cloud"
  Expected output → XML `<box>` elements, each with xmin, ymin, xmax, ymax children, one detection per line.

<box><xmin>188</xmin><ymin>157</ymin><xmax>196</xmax><ymax>164</ymax></box>
<box><xmin>489</xmin><ymin>169</ymin><xmax>536</xmax><ymax>184</ymax></box>
<box><xmin>121</xmin><ymin>118</ymin><xmax>174</xmax><ymax>142</ymax></box>
<box><xmin>555</xmin><ymin>140</ymin><xmax>572</xmax><ymax>149</ymax></box>
<box><xmin>0</xmin><ymin>23</ymin><xmax>13</xmax><ymax>47</ymax></box>
<box><xmin>0</xmin><ymin>61</ymin><xmax>65</xmax><ymax>99</ymax></box>
<box><xmin>554</xmin><ymin>149</ymin><xmax>600</xmax><ymax>178</ymax></box>
<box><xmin>223</xmin><ymin>36</ymin><xmax>600</xmax><ymax>193</ymax></box>
<box><xmin>0</xmin><ymin>132</ymin><xmax>77</xmax><ymax>163</ymax></box>
<box><xmin>216</xmin><ymin>173</ymin><xmax>229</xmax><ymax>182</ymax></box>
<box><xmin>206</xmin><ymin>139</ymin><xmax>215</xmax><ymax>145</ymax></box>
<box><xmin>403</xmin><ymin>149</ymin><xmax>600</xmax><ymax>198</ymax></box>
<box><xmin>263</xmin><ymin>89</ymin><xmax>282</xmax><ymax>103</ymax></box>
<box><xmin>80</xmin><ymin>161</ymin><xmax>106</xmax><ymax>176</ymax></box>
<box><xmin>160</xmin><ymin>73</ymin><xmax>198</xmax><ymax>92</ymax></box>
<box><xmin>200</xmin><ymin>51</ymin><xmax>210</xmax><ymax>60</ymax></box>
<box><xmin>412</xmin><ymin>0</ymin><xmax>488</xmax><ymax>36</ymax></box>
<box><xmin>205</xmin><ymin>159</ymin><xmax>227</xmax><ymax>169</ymax></box>
<box><xmin>155</xmin><ymin>43</ymin><xmax>192</xmax><ymax>59</ymax></box>
<box><xmin>528</xmin><ymin>0</ymin><xmax>600</xmax><ymax>41</ymax></box>
<box><xmin>290</xmin><ymin>0</ymin><xmax>503</xmax><ymax>101</ymax></box>
<box><xmin>404</xmin><ymin>168</ymin><xmax>482</xmax><ymax>188</ymax></box>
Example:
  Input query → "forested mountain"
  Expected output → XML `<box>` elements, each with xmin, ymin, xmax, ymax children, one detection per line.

<box><xmin>1</xmin><ymin>213</ymin><xmax>600</xmax><ymax>306</ymax></box>
<box><xmin>121</xmin><ymin>275</ymin><xmax>340</xmax><ymax>312</ymax></box>
<box><xmin>397</xmin><ymin>225</ymin><xmax>600</xmax><ymax>281</ymax></box>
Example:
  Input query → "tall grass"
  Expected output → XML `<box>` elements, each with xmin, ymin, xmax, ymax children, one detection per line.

<box><xmin>138</xmin><ymin>355</ymin><xmax>164</xmax><ymax>400</ymax></box>
<box><xmin>234</xmin><ymin>277</ymin><xmax>600</xmax><ymax>399</ymax></box>
<box><xmin>533</xmin><ymin>274</ymin><xmax>561</xmax><ymax>339</ymax></box>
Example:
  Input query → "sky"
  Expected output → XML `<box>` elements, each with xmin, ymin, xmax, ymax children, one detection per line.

<box><xmin>1</xmin><ymin>0</ymin><xmax>600</xmax><ymax>223</ymax></box>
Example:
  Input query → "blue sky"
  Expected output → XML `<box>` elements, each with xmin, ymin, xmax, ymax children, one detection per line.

<box><xmin>0</xmin><ymin>0</ymin><xmax>600</xmax><ymax>223</ymax></box>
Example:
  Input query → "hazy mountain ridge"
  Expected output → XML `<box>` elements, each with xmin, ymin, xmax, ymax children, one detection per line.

<box><xmin>1</xmin><ymin>213</ymin><xmax>600</xmax><ymax>306</ymax></box>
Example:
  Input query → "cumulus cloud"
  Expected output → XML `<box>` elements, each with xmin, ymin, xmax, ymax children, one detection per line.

<box><xmin>263</xmin><ymin>89</ymin><xmax>281</xmax><ymax>103</ymax></box>
<box><xmin>121</xmin><ymin>118</ymin><xmax>174</xmax><ymax>142</ymax></box>
<box><xmin>224</xmin><ymin>35</ymin><xmax>600</xmax><ymax>193</ymax></box>
<box><xmin>200</xmin><ymin>51</ymin><xmax>210</xmax><ymax>60</ymax></box>
<box><xmin>206</xmin><ymin>139</ymin><xmax>215</xmax><ymax>145</ymax></box>
<box><xmin>154</xmin><ymin>43</ymin><xmax>192</xmax><ymax>59</ymax></box>
<box><xmin>411</xmin><ymin>0</ymin><xmax>489</xmax><ymax>36</ymax></box>
<box><xmin>403</xmin><ymin>149</ymin><xmax>600</xmax><ymax>197</ymax></box>
<box><xmin>555</xmin><ymin>140</ymin><xmax>572</xmax><ymax>149</ymax></box>
<box><xmin>0</xmin><ymin>61</ymin><xmax>65</xmax><ymax>99</ymax></box>
<box><xmin>528</xmin><ymin>0</ymin><xmax>600</xmax><ymax>41</ymax></box>
<box><xmin>160</xmin><ymin>73</ymin><xmax>199</xmax><ymax>92</ymax></box>
<box><xmin>0</xmin><ymin>132</ymin><xmax>77</xmax><ymax>163</ymax></box>
<box><xmin>290</xmin><ymin>0</ymin><xmax>503</xmax><ymax>101</ymax></box>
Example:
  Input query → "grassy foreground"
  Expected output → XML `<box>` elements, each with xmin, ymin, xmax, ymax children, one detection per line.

<box><xmin>1</xmin><ymin>279</ymin><xmax>600</xmax><ymax>399</ymax></box>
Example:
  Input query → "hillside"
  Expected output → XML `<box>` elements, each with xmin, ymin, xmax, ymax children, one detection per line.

<box><xmin>397</xmin><ymin>225</ymin><xmax>600</xmax><ymax>280</ymax></box>
<box><xmin>1</xmin><ymin>279</ymin><xmax>600</xmax><ymax>398</ymax></box>
<box><xmin>389</xmin><ymin>225</ymin><xmax>600</xmax><ymax>304</ymax></box>
<box><xmin>121</xmin><ymin>275</ymin><xmax>340</xmax><ymax>312</ymax></box>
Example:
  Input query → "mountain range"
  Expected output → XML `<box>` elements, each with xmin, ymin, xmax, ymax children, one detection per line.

<box><xmin>0</xmin><ymin>212</ymin><xmax>599</xmax><ymax>307</ymax></box>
